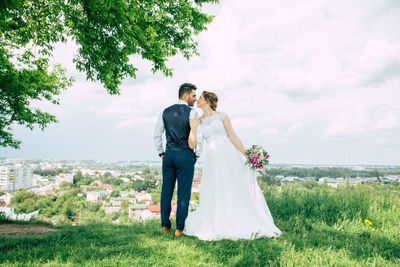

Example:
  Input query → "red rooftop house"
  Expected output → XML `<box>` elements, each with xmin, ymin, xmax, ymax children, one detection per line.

<box><xmin>147</xmin><ymin>204</ymin><xmax>161</xmax><ymax>214</ymax></box>
<box><xmin>128</xmin><ymin>204</ymin><xmax>147</xmax><ymax>219</ymax></box>
<box><xmin>99</xmin><ymin>185</ymin><xmax>112</xmax><ymax>190</ymax></box>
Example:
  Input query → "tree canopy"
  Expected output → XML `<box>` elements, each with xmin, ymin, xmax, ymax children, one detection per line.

<box><xmin>0</xmin><ymin>0</ymin><xmax>217</xmax><ymax>148</ymax></box>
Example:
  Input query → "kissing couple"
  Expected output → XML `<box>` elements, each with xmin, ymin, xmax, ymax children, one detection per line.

<box><xmin>154</xmin><ymin>83</ymin><xmax>281</xmax><ymax>241</ymax></box>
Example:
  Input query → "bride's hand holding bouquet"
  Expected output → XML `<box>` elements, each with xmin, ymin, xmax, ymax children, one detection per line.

<box><xmin>245</xmin><ymin>145</ymin><xmax>270</xmax><ymax>170</ymax></box>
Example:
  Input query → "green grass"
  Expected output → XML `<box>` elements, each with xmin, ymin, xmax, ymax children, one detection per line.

<box><xmin>1</xmin><ymin>183</ymin><xmax>400</xmax><ymax>266</ymax></box>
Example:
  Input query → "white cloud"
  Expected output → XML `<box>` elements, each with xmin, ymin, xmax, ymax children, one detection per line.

<box><xmin>116</xmin><ymin>116</ymin><xmax>158</xmax><ymax>129</ymax></box>
<box><xmin>324</xmin><ymin>123</ymin><xmax>366</xmax><ymax>138</ymax></box>
<box><xmin>374</xmin><ymin>112</ymin><xmax>397</xmax><ymax>130</ymax></box>
<box><xmin>260</xmin><ymin>128</ymin><xmax>280</xmax><ymax>136</ymax></box>
<box><xmin>286</xmin><ymin>122</ymin><xmax>304</xmax><ymax>135</ymax></box>
<box><xmin>357</xmin><ymin>39</ymin><xmax>399</xmax><ymax>73</ymax></box>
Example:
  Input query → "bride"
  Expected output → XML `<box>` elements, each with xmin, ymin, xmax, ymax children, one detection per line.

<box><xmin>183</xmin><ymin>91</ymin><xmax>281</xmax><ymax>241</ymax></box>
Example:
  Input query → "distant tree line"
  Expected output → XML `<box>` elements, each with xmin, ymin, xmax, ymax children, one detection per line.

<box><xmin>72</xmin><ymin>171</ymin><xmax>158</xmax><ymax>192</ymax></box>
<box><xmin>33</xmin><ymin>168</ymin><xmax>71</xmax><ymax>177</ymax></box>
<box><xmin>265</xmin><ymin>167</ymin><xmax>387</xmax><ymax>179</ymax></box>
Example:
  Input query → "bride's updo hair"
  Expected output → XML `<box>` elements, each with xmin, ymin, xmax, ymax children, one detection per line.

<box><xmin>203</xmin><ymin>91</ymin><xmax>218</xmax><ymax>111</ymax></box>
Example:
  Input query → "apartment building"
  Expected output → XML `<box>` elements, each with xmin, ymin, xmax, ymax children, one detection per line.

<box><xmin>0</xmin><ymin>165</ymin><xmax>32</xmax><ymax>192</ymax></box>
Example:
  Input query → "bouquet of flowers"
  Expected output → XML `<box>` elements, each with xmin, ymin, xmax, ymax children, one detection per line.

<box><xmin>245</xmin><ymin>145</ymin><xmax>270</xmax><ymax>170</ymax></box>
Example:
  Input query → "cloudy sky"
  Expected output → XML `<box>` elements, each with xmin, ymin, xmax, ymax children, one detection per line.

<box><xmin>2</xmin><ymin>0</ymin><xmax>400</xmax><ymax>165</ymax></box>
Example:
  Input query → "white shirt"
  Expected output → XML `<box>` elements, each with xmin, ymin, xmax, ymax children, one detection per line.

<box><xmin>153</xmin><ymin>100</ymin><xmax>203</xmax><ymax>157</ymax></box>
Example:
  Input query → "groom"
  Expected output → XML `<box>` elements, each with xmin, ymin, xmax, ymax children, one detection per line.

<box><xmin>153</xmin><ymin>83</ymin><xmax>202</xmax><ymax>237</ymax></box>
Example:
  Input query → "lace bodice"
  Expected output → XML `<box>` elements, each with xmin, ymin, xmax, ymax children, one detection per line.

<box><xmin>201</xmin><ymin>112</ymin><xmax>227</xmax><ymax>142</ymax></box>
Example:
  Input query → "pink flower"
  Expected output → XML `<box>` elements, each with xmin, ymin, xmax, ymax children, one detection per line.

<box><xmin>251</xmin><ymin>157</ymin><xmax>257</xmax><ymax>163</ymax></box>
<box><xmin>264</xmin><ymin>155</ymin><xmax>269</xmax><ymax>159</ymax></box>
<box><xmin>257</xmin><ymin>163</ymin><xmax>263</xmax><ymax>168</ymax></box>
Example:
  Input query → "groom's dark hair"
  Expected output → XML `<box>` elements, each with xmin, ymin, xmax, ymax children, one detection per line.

<box><xmin>179</xmin><ymin>83</ymin><xmax>197</xmax><ymax>98</ymax></box>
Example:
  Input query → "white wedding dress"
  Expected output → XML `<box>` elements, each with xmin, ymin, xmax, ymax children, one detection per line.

<box><xmin>183</xmin><ymin>112</ymin><xmax>281</xmax><ymax>241</ymax></box>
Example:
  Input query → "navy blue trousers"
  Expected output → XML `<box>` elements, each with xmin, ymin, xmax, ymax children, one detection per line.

<box><xmin>161</xmin><ymin>149</ymin><xmax>195</xmax><ymax>230</ymax></box>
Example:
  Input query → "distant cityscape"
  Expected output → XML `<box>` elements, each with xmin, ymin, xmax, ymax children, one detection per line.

<box><xmin>0</xmin><ymin>158</ymin><xmax>201</xmax><ymax>224</ymax></box>
<box><xmin>0</xmin><ymin>158</ymin><xmax>399</xmax><ymax>225</ymax></box>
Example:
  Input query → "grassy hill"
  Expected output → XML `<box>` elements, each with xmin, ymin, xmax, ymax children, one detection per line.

<box><xmin>1</xmin><ymin>183</ymin><xmax>400</xmax><ymax>266</ymax></box>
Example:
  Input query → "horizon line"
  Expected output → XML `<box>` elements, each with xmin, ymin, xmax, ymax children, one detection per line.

<box><xmin>1</xmin><ymin>157</ymin><xmax>400</xmax><ymax>167</ymax></box>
